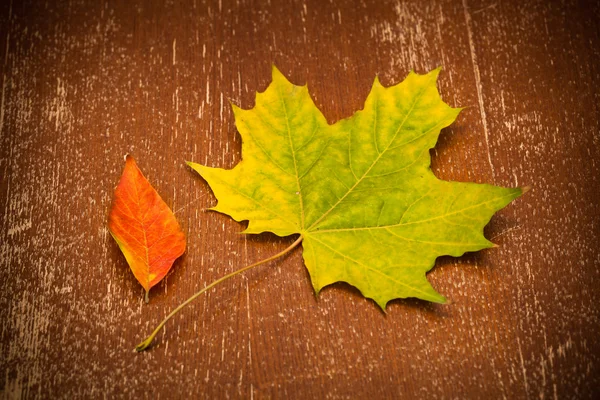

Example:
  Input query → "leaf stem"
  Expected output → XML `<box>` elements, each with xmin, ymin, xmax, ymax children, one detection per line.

<box><xmin>135</xmin><ymin>234</ymin><xmax>304</xmax><ymax>352</ymax></box>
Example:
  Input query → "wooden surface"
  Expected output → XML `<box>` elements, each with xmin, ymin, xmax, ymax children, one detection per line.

<box><xmin>1</xmin><ymin>0</ymin><xmax>599</xmax><ymax>398</ymax></box>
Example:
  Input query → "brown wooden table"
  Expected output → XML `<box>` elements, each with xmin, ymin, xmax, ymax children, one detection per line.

<box><xmin>1</xmin><ymin>0</ymin><xmax>599</xmax><ymax>398</ymax></box>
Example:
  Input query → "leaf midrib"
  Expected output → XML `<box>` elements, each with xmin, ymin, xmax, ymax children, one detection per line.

<box><xmin>132</xmin><ymin>173</ymin><xmax>152</xmax><ymax>287</ymax></box>
<box><xmin>308</xmin><ymin>191</ymin><xmax>518</xmax><ymax>234</ymax></box>
<box><xmin>277</xmin><ymin>84</ymin><xmax>306</xmax><ymax>230</ymax></box>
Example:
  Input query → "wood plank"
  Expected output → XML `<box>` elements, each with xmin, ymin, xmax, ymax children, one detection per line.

<box><xmin>1</xmin><ymin>0</ymin><xmax>598</xmax><ymax>398</ymax></box>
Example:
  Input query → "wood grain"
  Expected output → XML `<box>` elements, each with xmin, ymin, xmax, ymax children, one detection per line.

<box><xmin>1</xmin><ymin>0</ymin><xmax>598</xmax><ymax>398</ymax></box>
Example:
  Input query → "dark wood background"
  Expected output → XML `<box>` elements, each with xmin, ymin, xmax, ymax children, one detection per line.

<box><xmin>1</xmin><ymin>0</ymin><xmax>599</xmax><ymax>398</ymax></box>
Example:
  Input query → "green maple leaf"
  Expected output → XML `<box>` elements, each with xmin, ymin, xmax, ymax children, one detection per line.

<box><xmin>188</xmin><ymin>66</ymin><xmax>524</xmax><ymax>308</ymax></box>
<box><xmin>135</xmin><ymin>66</ymin><xmax>527</xmax><ymax>352</ymax></box>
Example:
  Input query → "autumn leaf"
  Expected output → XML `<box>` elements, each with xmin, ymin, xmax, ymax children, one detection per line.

<box><xmin>136</xmin><ymin>67</ymin><xmax>526</xmax><ymax>351</ymax></box>
<box><xmin>188</xmin><ymin>66</ymin><xmax>524</xmax><ymax>308</ymax></box>
<box><xmin>108</xmin><ymin>155</ymin><xmax>186</xmax><ymax>302</ymax></box>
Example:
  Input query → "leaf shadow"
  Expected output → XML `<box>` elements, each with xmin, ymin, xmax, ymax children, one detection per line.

<box><xmin>304</xmin><ymin>204</ymin><xmax>519</xmax><ymax>321</ymax></box>
<box><xmin>304</xmin><ymin>269</ymin><xmax>452</xmax><ymax>320</ymax></box>
<box><xmin>431</xmin><ymin>124</ymin><xmax>460</xmax><ymax>156</ymax></box>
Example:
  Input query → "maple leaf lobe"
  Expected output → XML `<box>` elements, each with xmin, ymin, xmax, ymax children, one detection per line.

<box><xmin>108</xmin><ymin>155</ymin><xmax>186</xmax><ymax>297</ymax></box>
<box><xmin>189</xmin><ymin>66</ymin><xmax>523</xmax><ymax>308</ymax></box>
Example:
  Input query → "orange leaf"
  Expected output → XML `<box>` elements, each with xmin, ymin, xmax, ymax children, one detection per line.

<box><xmin>108</xmin><ymin>155</ymin><xmax>186</xmax><ymax>302</ymax></box>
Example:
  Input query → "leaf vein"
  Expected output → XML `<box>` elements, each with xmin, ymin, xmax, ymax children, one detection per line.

<box><xmin>311</xmin><ymin>191</ymin><xmax>518</xmax><ymax>233</ymax></box>
<box><xmin>307</xmin><ymin>73</ymin><xmax>435</xmax><ymax>231</ymax></box>
<box><xmin>309</xmin><ymin>235</ymin><xmax>439</xmax><ymax>301</ymax></box>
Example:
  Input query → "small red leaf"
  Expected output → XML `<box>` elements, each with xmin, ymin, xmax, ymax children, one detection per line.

<box><xmin>108</xmin><ymin>155</ymin><xmax>186</xmax><ymax>301</ymax></box>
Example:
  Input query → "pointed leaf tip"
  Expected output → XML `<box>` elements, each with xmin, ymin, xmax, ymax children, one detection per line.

<box><xmin>375</xmin><ymin>300</ymin><xmax>388</xmax><ymax>313</ymax></box>
<box><xmin>271</xmin><ymin>65</ymin><xmax>288</xmax><ymax>82</ymax></box>
<box><xmin>230</xmin><ymin>102</ymin><xmax>243</xmax><ymax>114</ymax></box>
<box><xmin>428</xmin><ymin>67</ymin><xmax>442</xmax><ymax>80</ymax></box>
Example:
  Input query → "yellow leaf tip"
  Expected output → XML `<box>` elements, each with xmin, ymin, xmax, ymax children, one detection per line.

<box><xmin>372</xmin><ymin>75</ymin><xmax>384</xmax><ymax>90</ymax></box>
<box><xmin>377</xmin><ymin>302</ymin><xmax>388</xmax><ymax>313</ymax></box>
<box><xmin>521</xmin><ymin>185</ymin><xmax>532</xmax><ymax>194</ymax></box>
<box><xmin>270</xmin><ymin>65</ymin><xmax>296</xmax><ymax>88</ymax></box>
<box><xmin>186</xmin><ymin>161</ymin><xmax>202</xmax><ymax>171</ymax></box>
<box><xmin>431</xmin><ymin>293</ymin><xmax>447</xmax><ymax>304</ymax></box>
<box><xmin>227</xmin><ymin>98</ymin><xmax>242</xmax><ymax>111</ymax></box>
<box><xmin>271</xmin><ymin>64</ymin><xmax>285</xmax><ymax>79</ymax></box>
<box><xmin>313</xmin><ymin>285</ymin><xmax>322</xmax><ymax>298</ymax></box>
<box><xmin>230</xmin><ymin>102</ymin><xmax>242</xmax><ymax>113</ymax></box>
<box><xmin>428</xmin><ymin>67</ymin><xmax>442</xmax><ymax>79</ymax></box>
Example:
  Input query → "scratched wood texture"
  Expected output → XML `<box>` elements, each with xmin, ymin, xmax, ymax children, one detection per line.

<box><xmin>1</xmin><ymin>0</ymin><xmax>599</xmax><ymax>398</ymax></box>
